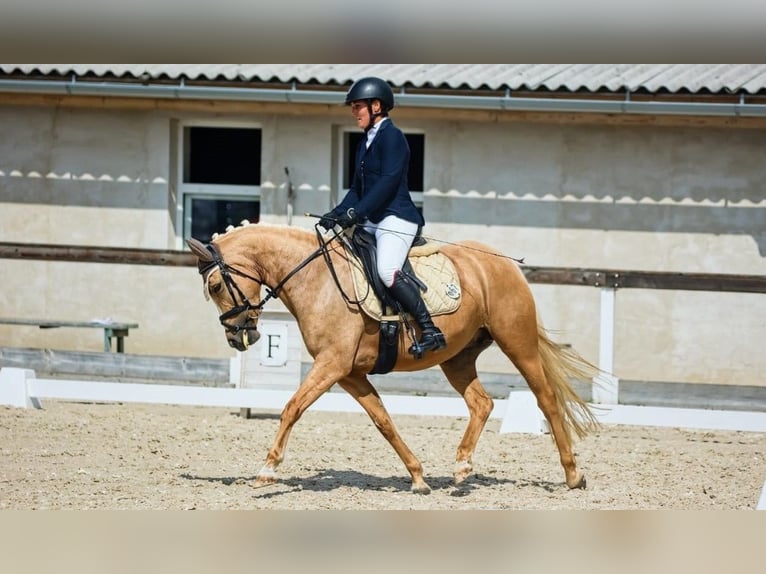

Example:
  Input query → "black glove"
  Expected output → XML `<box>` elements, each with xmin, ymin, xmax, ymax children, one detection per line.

<box><xmin>336</xmin><ymin>208</ymin><xmax>358</xmax><ymax>229</ymax></box>
<box><xmin>318</xmin><ymin>211</ymin><xmax>337</xmax><ymax>231</ymax></box>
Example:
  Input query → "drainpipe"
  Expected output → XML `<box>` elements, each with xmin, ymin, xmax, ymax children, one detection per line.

<box><xmin>1</xmin><ymin>77</ymin><xmax>765</xmax><ymax>117</ymax></box>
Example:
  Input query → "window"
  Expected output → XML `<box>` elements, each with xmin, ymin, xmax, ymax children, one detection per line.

<box><xmin>342</xmin><ymin>129</ymin><xmax>425</xmax><ymax>213</ymax></box>
<box><xmin>188</xmin><ymin>196</ymin><xmax>260</xmax><ymax>243</ymax></box>
<box><xmin>176</xmin><ymin>123</ymin><xmax>262</xmax><ymax>245</ymax></box>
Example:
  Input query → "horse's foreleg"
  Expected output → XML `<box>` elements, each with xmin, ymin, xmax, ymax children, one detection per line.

<box><xmin>253</xmin><ymin>362</ymin><xmax>340</xmax><ymax>489</ymax></box>
<box><xmin>439</xmin><ymin>345</ymin><xmax>494</xmax><ymax>486</ymax></box>
<box><xmin>337</xmin><ymin>376</ymin><xmax>431</xmax><ymax>494</ymax></box>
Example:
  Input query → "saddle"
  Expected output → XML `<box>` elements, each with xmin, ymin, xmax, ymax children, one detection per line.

<box><xmin>344</xmin><ymin>228</ymin><xmax>461</xmax><ymax>375</ymax></box>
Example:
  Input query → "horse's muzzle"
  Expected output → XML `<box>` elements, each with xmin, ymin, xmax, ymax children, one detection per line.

<box><xmin>228</xmin><ymin>328</ymin><xmax>261</xmax><ymax>352</ymax></box>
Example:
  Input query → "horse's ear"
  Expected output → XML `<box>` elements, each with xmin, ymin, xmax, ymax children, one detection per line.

<box><xmin>187</xmin><ymin>237</ymin><xmax>213</xmax><ymax>262</ymax></box>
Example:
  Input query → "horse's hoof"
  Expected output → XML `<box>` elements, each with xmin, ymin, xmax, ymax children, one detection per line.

<box><xmin>252</xmin><ymin>476</ymin><xmax>278</xmax><ymax>489</ymax></box>
<box><xmin>454</xmin><ymin>461</ymin><xmax>473</xmax><ymax>485</ymax></box>
<box><xmin>411</xmin><ymin>481</ymin><xmax>432</xmax><ymax>495</ymax></box>
<box><xmin>567</xmin><ymin>474</ymin><xmax>587</xmax><ymax>490</ymax></box>
<box><xmin>252</xmin><ymin>467</ymin><xmax>278</xmax><ymax>488</ymax></box>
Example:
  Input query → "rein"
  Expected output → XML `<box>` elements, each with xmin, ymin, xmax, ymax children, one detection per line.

<box><xmin>305</xmin><ymin>213</ymin><xmax>525</xmax><ymax>264</ymax></box>
<box><xmin>199</xmin><ymin>238</ymin><xmax>331</xmax><ymax>334</ymax></box>
<box><xmin>315</xmin><ymin>227</ymin><xmax>367</xmax><ymax>306</ymax></box>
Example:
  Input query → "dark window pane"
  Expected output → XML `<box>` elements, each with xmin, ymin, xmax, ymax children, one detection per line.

<box><xmin>406</xmin><ymin>133</ymin><xmax>424</xmax><ymax>192</ymax></box>
<box><xmin>187</xmin><ymin>127</ymin><xmax>261</xmax><ymax>185</ymax></box>
<box><xmin>190</xmin><ymin>198</ymin><xmax>260</xmax><ymax>243</ymax></box>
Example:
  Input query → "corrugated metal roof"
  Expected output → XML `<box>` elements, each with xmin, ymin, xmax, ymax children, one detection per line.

<box><xmin>2</xmin><ymin>64</ymin><xmax>766</xmax><ymax>94</ymax></box>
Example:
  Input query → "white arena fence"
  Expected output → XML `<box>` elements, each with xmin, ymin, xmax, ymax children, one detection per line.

<box><xmin>2</xmin><ymin>366</ymin><xmax>766</xmax><ymax>434</ymax></box>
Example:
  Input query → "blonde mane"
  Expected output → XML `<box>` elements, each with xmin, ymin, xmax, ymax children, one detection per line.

<box><xmin>211</xmin><ymin>219</ymin><xmax>259</xmax><ymax>240</ymax></box>
<box><xmin>211</xmin><ymin>220</ymin><xmax>312</xmax><ymax>241</ymax></box>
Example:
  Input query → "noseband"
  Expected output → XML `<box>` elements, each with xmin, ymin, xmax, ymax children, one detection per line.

<box><xmin>198</xmin><ymin>238</ymin><xmax>330</xmax><ymax>335</ymax></box>
<box><xmin>198</xmin><ymin>244</ymin><xmax>271</xmax><ymax>335</ymax></box>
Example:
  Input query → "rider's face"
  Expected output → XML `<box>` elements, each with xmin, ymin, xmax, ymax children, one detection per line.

<box><xmin>350</xmin><ymin>99</ymin><xmax>381</xmax><ymax>130</ymax></box>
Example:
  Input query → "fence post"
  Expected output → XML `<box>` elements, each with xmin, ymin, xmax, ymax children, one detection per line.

<box><xmin>499</xmin><ymin>391</ymin><xmax>548</xmax><ymax>434</ymax></box>
<box><xmin>593</xmin><ymin>287</ymin><xmax>619</xmax><ymax>404</ymax></box>
<box><xmin>0</xmin><ymin>368</ymin><xmax>42</xmax><ymax>408</ymax></box>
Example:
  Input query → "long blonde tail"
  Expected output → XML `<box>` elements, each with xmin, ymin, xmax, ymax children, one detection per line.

<box><xmin>536</xmin><ymin>325</ymin><xmax>601</xmax><ymax>440</ymax></box>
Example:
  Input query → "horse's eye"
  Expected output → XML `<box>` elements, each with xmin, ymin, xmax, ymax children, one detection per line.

<box><xmin>209</xmin><ymin>281</ymin><xmax>223</xmax><ymax>294</ymax></box>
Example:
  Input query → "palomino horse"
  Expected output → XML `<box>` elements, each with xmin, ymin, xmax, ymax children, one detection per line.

<box><xmin>187</xmin><ymin>223</ymin><xmax>599</xmax><ymax>494</ymax></box>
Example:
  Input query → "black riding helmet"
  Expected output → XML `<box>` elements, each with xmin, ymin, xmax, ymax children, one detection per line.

<box><xmin>345</xmin><ymin>77</ymin><xmax>395</xmax><ymax>131</ymax></box>
<box><xmin>345</xmin><ymin>76</ymin><xmax>395</xmax><ymax>110</ymax></box>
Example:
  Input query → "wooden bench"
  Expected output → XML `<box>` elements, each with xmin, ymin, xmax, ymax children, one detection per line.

<box><xmin>0</xmin><ymin>318</ymin><xmax>138</xmax><ymax>353</ymax></box>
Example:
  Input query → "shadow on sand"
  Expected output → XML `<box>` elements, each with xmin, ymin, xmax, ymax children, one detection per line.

<box><xmin>180</xmin><ymin>469</ymin><xmax>561</xmax><ymax>497</ymax></box>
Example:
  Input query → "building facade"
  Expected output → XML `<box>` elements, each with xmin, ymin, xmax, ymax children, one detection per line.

<box><xmin>1</xmin><ymin>65</ymin><xmax>764</xmax><ymax>388</ymax></box>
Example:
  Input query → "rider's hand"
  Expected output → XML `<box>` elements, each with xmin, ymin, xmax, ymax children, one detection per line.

<box><xmin>318</xmin><ymin>211</ymin><xmax>337</xmax><ymax>231</ymax></box>
<box><xmin>336</xmin><ymin>208</ymin><xmax>358</xmax><ymax>229</ymax></box>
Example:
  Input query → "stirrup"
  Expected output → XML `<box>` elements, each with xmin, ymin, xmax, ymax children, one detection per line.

<box><xmin>408</xmin><ymin>330</ymin><xmax>446</xmax><ymax>359</ymax></box>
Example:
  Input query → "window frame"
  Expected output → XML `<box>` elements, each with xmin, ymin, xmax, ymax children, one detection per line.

<box><xmin>174</xmin><ymin>119</ymin><xmax>263</xmax><ymax>249</ymax></box>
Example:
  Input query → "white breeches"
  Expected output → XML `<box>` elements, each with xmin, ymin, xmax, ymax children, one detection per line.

<box><xmin>361</xmin><ymin>215</ymin><xmax>419</xmax><ymax>287</ymax></box>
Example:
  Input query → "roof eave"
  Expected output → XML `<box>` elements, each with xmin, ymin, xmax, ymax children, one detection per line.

<box><xmin>1</xmin><ymin>78</ymin><xmax>765</xmax><ymax>117</ymax></box>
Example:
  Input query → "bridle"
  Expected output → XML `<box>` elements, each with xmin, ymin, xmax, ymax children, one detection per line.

<box><xmin>198</xmin><ymin>238</ymin><xmax>331</xmax><ymax>336</ymax></box>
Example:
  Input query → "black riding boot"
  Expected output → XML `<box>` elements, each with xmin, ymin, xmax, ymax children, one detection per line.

<box><xmin>388</xmin><ymin>272</ymin><xmax>447</xmax><ymax>358</ymax></box>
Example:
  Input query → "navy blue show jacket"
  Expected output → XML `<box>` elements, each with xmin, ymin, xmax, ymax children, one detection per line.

<box><xmin>333</xmin><ymin>119</ymin><xmax>424</xmax><ymax>226</ymax></box>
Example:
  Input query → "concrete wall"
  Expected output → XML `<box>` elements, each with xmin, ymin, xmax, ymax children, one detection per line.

<box><xmin>1</xmin><ymin>103</ymin><xmax>764</xmax><ymax>387</ymax></box>
<box><xmin>0</xmin><ymin>106</ymin><xmax>171</xmax><ymax>247</ymax></box>
<box><xmin>414</xmin><ymin>118</ymin><xmax>766</xmax><ymax>386</ymax></box>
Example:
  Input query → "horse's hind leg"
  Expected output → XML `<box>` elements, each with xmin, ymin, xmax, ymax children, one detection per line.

<box><xmin>492</xmin><ymin>326</ymin><xmax>585</xmax><ymax>489</ymax></box>
<box><xmin>516</xmin><ymin>354</ymin><xmax>584</xmax><ymax>488</ymax></box>
<box><xmin>337</xmin><ymin>375</ymin><xmax>431</xmax><ymax>494</ymax></box>
<box><xmin>438</xmin><ymin>331</ymin><xmax>495</xmax><ymax>485</ymax></box>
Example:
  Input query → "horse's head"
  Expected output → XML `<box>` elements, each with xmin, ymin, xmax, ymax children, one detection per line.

<box><xmin>187</xmin><ymin>237</ymin><xmax>264</xmax><ymax>352</ymax></box>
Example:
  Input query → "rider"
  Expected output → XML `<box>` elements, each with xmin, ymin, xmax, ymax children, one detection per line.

<box><xmin>318</xmin><ymin>76</ymin><xmax>446</xmax><ymax>358</ymax></box>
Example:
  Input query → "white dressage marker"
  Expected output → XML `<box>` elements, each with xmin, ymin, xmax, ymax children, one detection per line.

<box><xmin>499</xmin><ymin>391</ymin><xmax>549</xmax><ymax>434</ymax></box>
<box><xmin>0</xmin><ymin>368</ymin><xmax>41</xmax><ymax>408</ymax></box>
